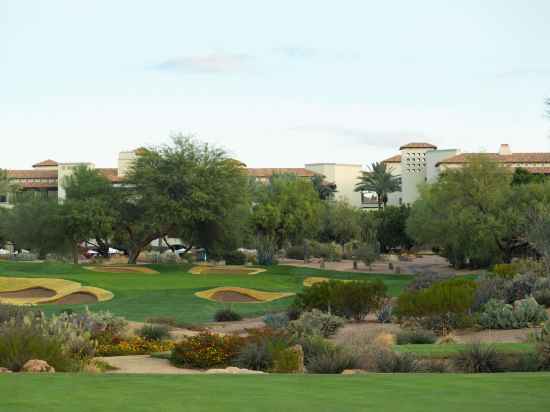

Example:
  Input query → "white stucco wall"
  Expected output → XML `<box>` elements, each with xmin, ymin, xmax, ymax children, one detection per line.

<box><xmin>426</xmin><ymin>149</ymin><xmax>460</xmax><ymax>183</ymax></box>
<box><xmin>305</xmin><ymin>163</ymin><xmax>363</xmax><ymax>207</ymax></box>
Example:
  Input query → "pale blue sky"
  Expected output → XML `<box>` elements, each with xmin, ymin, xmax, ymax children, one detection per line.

<box><xmin>1</xmin><ymin>0</ymin><xmax>549</xmax><ymax>169</ymax></box>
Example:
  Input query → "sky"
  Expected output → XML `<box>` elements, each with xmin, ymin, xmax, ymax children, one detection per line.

<box><xmin>1</xmin><ymin>0</ymin><xmax>549</xmax><ymax>169</ymax></box>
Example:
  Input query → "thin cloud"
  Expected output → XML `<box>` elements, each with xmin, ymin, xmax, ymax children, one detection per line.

<box><xmin>153</xmin><ymin>53</ymin><xmax>251</xmax><ymax>74</ymax></box>
<box><xmin>288</xmin><ymin>125</ymin><xmax>426</xmax><ymax>149</ymax></box>
<box><xmin>497</xmin><ymin>67</ymin><xmax>550</xmax><ymax>78</ymax></box>
<box><xmin>273</xmin><ymin>46</ymin><xmax>359</xmax><ymax>61</ymax></box>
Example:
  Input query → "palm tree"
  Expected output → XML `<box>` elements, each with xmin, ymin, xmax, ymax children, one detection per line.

<box><xmin>355</xmin><ymin>162</ymin><xmax>401</xmax><ymax>210</ymax></box>
<box><xmin>311</xmin><ymin>175</ymin><xmax>337</xmax><ymax>200</ymax></box>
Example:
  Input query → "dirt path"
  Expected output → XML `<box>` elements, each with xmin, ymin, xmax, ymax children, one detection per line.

<box><xmin>96</xmin><ymin>355</ymin><xmax>197</xmax><ymax>374</ymax></box>
<box><xmin>280</xmin><ymin>255</ymin><xmax>482</xmax><ymax>276</ymax></box>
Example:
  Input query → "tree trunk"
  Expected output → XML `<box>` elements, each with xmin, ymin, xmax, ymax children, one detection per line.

<box><xmin>128</xmin><ymin>247</ymin><xmax>141</xmax><ymax>265</ymax></box>
<box><xmin>72</xmin><ymin>243</ymin><xmax>79</xmax><ymax>265</ymax></box>
<box><xmin>96</xmin><ymin>238</ymin><xmax>110</xmax><ymax>258</ymax></box>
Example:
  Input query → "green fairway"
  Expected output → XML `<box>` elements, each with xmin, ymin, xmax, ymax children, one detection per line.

<box><xmin>395</xmin><ymin>343</ymin><xmax>536</xmax><ymax>358</ymax></box>
<box><xmin>0</xmin><ymin>261</ymin><xmax>412</xmax><ymax>324</ymax></box>
<box><xmin>2</xmin><ymin>373</ymin><xmax>549</xmax><ymax>412</ymax></box>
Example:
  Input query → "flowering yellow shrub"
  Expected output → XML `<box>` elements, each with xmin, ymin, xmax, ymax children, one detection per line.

<box><xmin>97</xmin><ymin>337</ymin><xmax>174</xmax><ymax>356</ymax></box>
<box><xmin>170</xmin><ymin>333</ymin><xmax>244</xmax><ymax>369</ymax></box>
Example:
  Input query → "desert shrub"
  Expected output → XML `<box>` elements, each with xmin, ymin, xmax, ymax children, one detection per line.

<box><xmin>137</xmin><ymin>324</ymin><xmax>171</xmax><ymax>341</ymax></box>
<box><xmin>306</xmin><ymin>346</ymin><xmax>358</xmax><ymax>374</ymax></box>
<box><xmin>97</xmin><ymin>337</ymin><xmax>174</xmax><ymax>356</ymax></box>
<box><xmin>537</xmin><ymin>334</ymin><xmax>550</xmax><ymax>370</ymax></box>
<box><xmin>145</xmin><ymin>316</ymin><xmax>178</xmax><ymax>327</ymax></box>
<box><xmin>354</xmin><ymin>241</ymin><xmax>380</xmax><ymax>268</ymax></box>
<box><xmin>263</xmin><ymin>312</ymin><xmax>290</xmax><ymax>329</ymax></box>
<box><xmin>407</xmin><ymin>272</ymin><xmax>454</xmax><ymax>292</ymax></box>
<box><xmin>533</xmin><ymin>277</ymin><xmax>550</xmax><ymax>307</ymax></box>
<box><xmin>213</xmin><ymin>308</ymin><xmax>242</xmax><ymax>322</ymax></box>
<box><xmin>223</xmin><ymin>250</ymin><xmax>247</xmax><ymax>265</ymax></box>
<box><xmin>396</xmin><ymin>328</ymin><xmax>437</xmax><ymax>345</ymax></box>
<box><xmin>479</xmin><ymin>298</ymin><xmax>548</xmax><ymax>329</ymax></box>
<box><xmin>288</xmin><ymin>309</ymin><xmax>345</xmax><ymax>338</ymax></box>
<box><xmin>492</xmin><ymin>263</ymin><xmax>520</xmax><ymax>279</ymax></box>
<box><xmin>452</xmin><ymin>343</ymin><xmax>503</xmax><ymax>373</ymax></box>
<box><xmin>473</xmin><ymin>275</ymin><xmax>508</xmax><ymax>311</ymax></box>
<box><xmin>395</xmin><ymin>278</ymin><xmax>477</xmax><ymax>334</ymax></box>
<box><xmin>0</xmin><ymin>313</ymin><xmax>95</xmax><ymax>371</ymax></box>
<box><xmin>417</xmin><ymin>359</ymin><xmax>450</xmax><ymax>373</ymax></box>
<box><xmin>377</xmin><ymin>300</ymin><xmax>393</xmax><ymax>323</ymax></box>
<box><xmin>299</xmin><ymin>335</ymin><xmax>335</xmax><ymax>365</ymax></box>
<box><xmin>271</xmin><ymin>345</ymin><xmax>303</xmax><ymax>373</ymax></box>
<box><xmin>504</xmin><ymin>273</ymin><xmax>538</xmax><ymax>303</ymax></box>
<box><xmin>170</xmin><ymin>333</ymin><xmax>244</xmax><ymax>369</ymax></box>
<box><xmin>0</xmin><ymin>304</ymin><xmax>35</xmax><ymax>324</ymax></box>
<box><xmin>295</xmin><ymin>280</ymin><xmax>387</xmax><ymax>321</ymax></box>
<box><xmin>309</xmin><ymin>241</ymin><xmax>342</xmax><ymax>262</ymax></box>
<box><xmin>58</xmin><ymin>309</ymin><xmax>128</xmax><ymax>344</ymax></box>
<box><xmin>285</xmin><ymin>245</ymin><xmax>305</xmax><ymax>260</ymax></box>
<box><xmin>366</xmin><ymin>347</ymin><xmax>419</xmax><ymax>373</ymax></box>
<box><xmin>235</xmin><ymin>341</ymin><xmax>273</xmax><ymax>371</ymax></box>
<box><xmin>510</xmin><ymin>352</ymin><xmax>543</xmax><ymax>372</ymax></box>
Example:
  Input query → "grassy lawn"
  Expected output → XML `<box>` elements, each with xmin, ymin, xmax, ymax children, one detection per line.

<box><xmin>0</xmin><ymin>261</ymin><xmax>412</xmax><ymax>324</ymax></box>
<box><xmin>395</xmin><ymin>343</ymin><xmax>536</xmax><ymax>358</ymax></box>
<box><xmin>2</xmin><ymin>373</ymin><xmax>549</xmax><ymax>412</ymax></box>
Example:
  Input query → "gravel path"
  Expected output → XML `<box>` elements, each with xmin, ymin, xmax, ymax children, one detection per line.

<box><xmin>96</xmin><ymin>355</ymin><xmax>197</xmax><ymax>374</ymax></box>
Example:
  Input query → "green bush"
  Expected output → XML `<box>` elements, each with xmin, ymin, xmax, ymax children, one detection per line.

<box><xmin>537</xmin><ymin>335</ymin><xmax>550</xmax><ymax>370</ymax></box>
<box><xmin>395</xmin><ymin>278</ymin><xmax>477</xmax><ymax>334</ymax></box>
<box><xmin>504</xmin><ymin>273</ymin><xmax>538</xmax><ymax>303</ymax></box>
<box><xmin>288</xmin><ymin>310</ymin><xmax>345</xmax><ymax>338</ymax></box>
<box><xmin>492</xmin><ymin>263</ymin><xmax>520</xmax><ymax>279</ymax></box>
<box><xmin>285</xmin><ymin>245</ymin><xmax>305</xmax><ymax>260</ymax></box>
<box><xmin>299</xmin><ymin>335</ymin><xmax>335</xmax><ymax>366</ymax></box>
<box><xmin>452</xmin><ymin>343</ymin><xmax>503</xmax><ymax>373</ymax></box>
<box><xmin>170</xmin><ymin>333</ymin><xmax>244</xmax><ymax>369</ymax></box>
<box><xmin>223</xmin><ymin>250</ymin><xmax>247</xmax><ymax>265</ymax></box>
<box><xmin>306</xmin><ymin>346</ymin><xmax>358</xmax><ymax>374</ymax></box>
<box><xmin>478</xmin><ymin>298</ymin><xmax>548</xmax><ymax>329</ymax></box>
<box><xmin>213</xmin><ymin>308</ymin><xmax>242</xmax><ymax>322</ymax></box>
<box><xmin>271</xmin><ymin>346</ymin><xmax>303</xmax><ymax>373</ymax></box>
<box><xmin>295</xmin><ymin>280</ymin><xmax>387</xmax><ymax>321</ymax></box>
<box><xmin>137</xmin><ymin>324</ymin><xmax>171</xmax><ymax>341</ymax></box>
<box><xmin>396</xmin><ymin>328</ymin><xmax>437</xmax><ymax>345</ymax></box>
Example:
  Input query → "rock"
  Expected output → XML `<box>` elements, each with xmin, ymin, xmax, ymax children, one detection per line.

<box><xmin>0</xmin><ymin>367</ymin><xmax>12</xmax><ymax>374</ymax></box>
<box><xmin>21</xmin><ymin>360</ymin><xmax>55</xmax><ymax>373</ymax></box>
<box><xmin>341</xmin><ymin>369</ymin><xmax>367</xmax><ymax>375</ymax></box>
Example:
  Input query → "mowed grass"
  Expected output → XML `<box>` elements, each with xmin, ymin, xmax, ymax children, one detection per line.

<box><xmin>0</xmin><ymin>261</ymin><xmax>412</xmax><ymax>324</ymax></box>
<box><xmin>395</xmin><ymin>343</ymin><xmax>536</xmax><ymax>358</ymax></box>
<box><xmin>2</xmin><ymin>373</ymin><xmax>549</xmax><ymax>412</ymax></box>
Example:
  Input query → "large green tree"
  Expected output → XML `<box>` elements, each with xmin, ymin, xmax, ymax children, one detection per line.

<box><xmin>63</xmin><ymin>166</ymin><xmax>119</xmax><ymax>259</ymax></box>
<box><xmin>113</xmin><ymin>135</ymin><xmax>250</xmax><ymax>263</ymax></box>
<box><xmin>318</xmin><ymin>200</ymin><xmax>362</xmax><ymax>252</ymax></box>
<box><xmin>311</xmin><ymin>175</ymin><xmax>337</xmax><ymax>201</ymax></box>
<box><xmin>367</xmin><ymin>205</ymin><xmax>414</xmax><ymax>253</ymax></box>
<box><xmin>252</xmin><ymin>174</ymin><xmax>322</xmax><ymax>264</ymax></box>
<box><xmin>407</xmin><ymin>157</ymin><xmax>550</xmax><ymax>268</ymax></box>
<box><xmin>355</xmin><ymin>162</ymin><xmax>401</xmax><ymax>210</ymax></box>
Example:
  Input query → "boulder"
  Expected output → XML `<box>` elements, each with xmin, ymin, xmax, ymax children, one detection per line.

<box><xmin>21</xmin><ymin>360</ymin><xmax>55</xmax><ymax>373</ymax></box>
<box><xmin>341</xmin><ymin>369</ymin><xmax>367</xmax><ymax>375</ymax></box>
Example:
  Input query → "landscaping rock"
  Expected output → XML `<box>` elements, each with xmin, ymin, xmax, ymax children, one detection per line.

<box><xmin>341</xmin><ymin>369</ymin><xmax>367</xmax><ymax>375</ymax></box>
<box><xmin>205</xmin><ymin>367</ymin><xmax>264</xmax><ymax>374</ymax></box>
<box><xmin>0</xmin><ymin>367</ymin><xmax>12</xmax><ymax>374</ymax></box>
<box><xmin>22</xmin><ymin>360</ymin><xmax>55</xmax><ymax>373</ymax></box>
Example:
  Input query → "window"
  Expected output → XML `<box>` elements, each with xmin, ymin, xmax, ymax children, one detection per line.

<box><xmin>0</xmin><ymin>194</ymin><xmax>7</xmax><ymax>203</ymax></box>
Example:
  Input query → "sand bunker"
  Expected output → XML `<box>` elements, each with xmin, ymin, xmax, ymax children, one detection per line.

<box><xmin>195</xmin><ymin>287</ymin><xmax>294</xmax><ymax>304</ymax></box>
<box><xmin>0</xmin><ymin>287</ymin><xmax>56</xmax><ymax>299</ymax></box>
<box><xmin>190</xmin><ymin>265</ymin><xmax>266</xmax><ymax>276</ymax></box>
<box><xmin>48</xmin><ymin>292</ymin><xmax>99</xmax><ymax>305</ymax></box>
<box><xmin>84</xmin><ymin>266</ymin><xmax>159</xmax><ymax>274</ymax></box>
<box><xmin>210</xmin><ymin>291</ymin><xmax>260</xmax><ymax>303</ymax></box>
<box><xmin>0</xmin><ymin>277</ymin><xmax>113</xmax><ymax>305</ymax></box>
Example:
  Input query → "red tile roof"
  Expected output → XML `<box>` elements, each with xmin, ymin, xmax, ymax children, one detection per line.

<box><xmin>438</xmin><ymin>153</ymin><xmax>550</xmax><ymax>165</ymax></box>
<box><xmin>247</xmin><ymin>168</ymin><xmax>318</xmax><ymax>178</ymax></box>
<box><xmin>381</xmin><ymin>154</ymin><xmax>402</xmax><ymax>163</ymax></box>
<box><xmin>7</xmin><ymin>170</ymin><xmax>58</xmax><ymax>179</ymax></box>
<box><xmin>523</xmin><ymin>167</ymin><xmax>550</xmax><ymax>175</ymax></box>
<box><xmin>97</xmin><ymin>168</ymin><xmax>124</xmax><ymax>183</ymax></box>
<box><xmin>399</xmin><ymin>142</ymin><xmax>437</xmax><ymax>150</ymax></box>
<box><xmin>32</xmin><ymin>159</ymin><xmax>58</xmax><ymax>168</ymax></box>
